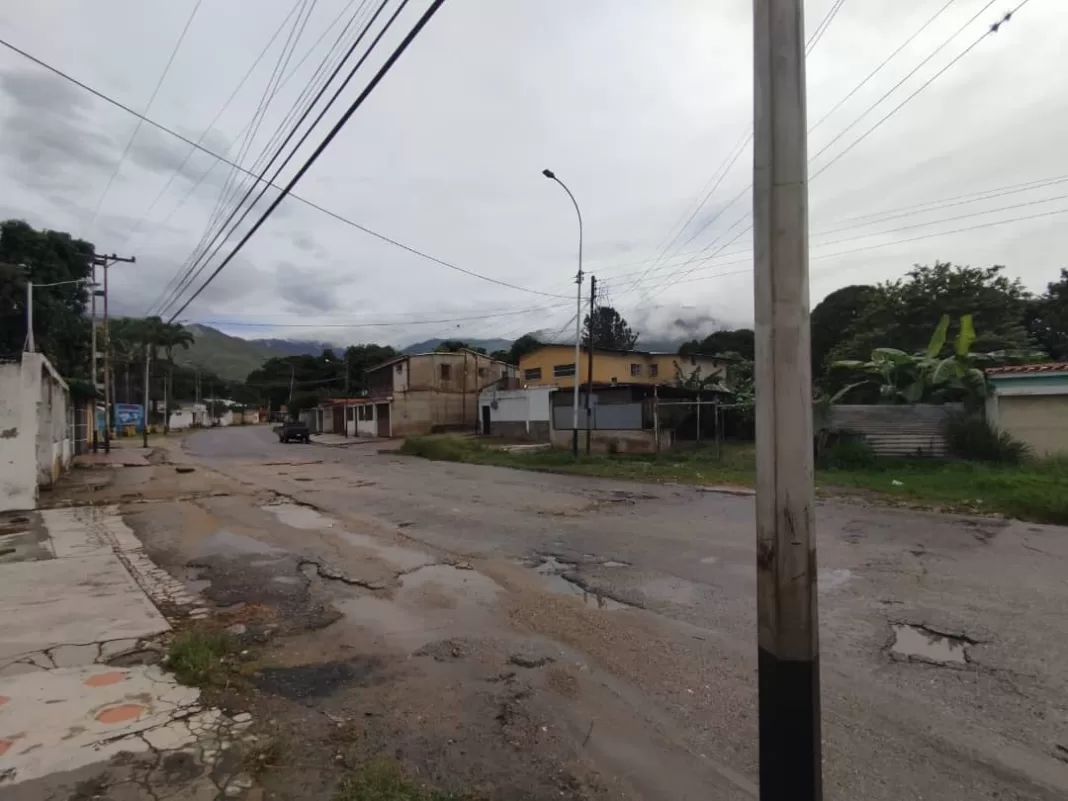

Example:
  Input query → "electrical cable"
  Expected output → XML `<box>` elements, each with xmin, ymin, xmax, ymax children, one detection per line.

<box><xmin>0</xmin><ymin>8</ymin><xmax>562</xmax><ymax>304</ymax></box>
<box><xmin>148</xmin><ymin>0</ymin><xmax>319</xmax><ymax>316</ymax></box>
<box><xmin>810</xmin><ymin>0</ymin><xmax>959</xmax><ymax>131</ymax></box>
<box><xmin>118</xmin><ymin>0</ymin><xmax>306</xmax><ymax>249</ymax></box>
<box><xmin>809</xmin><ymin>0</ymin><xmax>1000</xmax><ymax>165</ymax></box>
<box><xmin>156</xmin><ymin>0</ymin><xmax>410</xmax><ymax>319</ymax></box>
<box><xmin>165</xmin><ymin>0</ymin><xmax>451</xmax><ymax>321</ymax></box>
<box><xmin>88</xmin><ymin>0</ymin><xmax>205</xmax><ymax>231</ymax></box>
<box><xmin>805</xmin><ymin>0</ymin><xmax>847</xmax><ymax>55</ymax></box>
<box><xmin>811</xmin><ymin>1</ymin><xmax>1032</xmax><ymax>179</ymax></box>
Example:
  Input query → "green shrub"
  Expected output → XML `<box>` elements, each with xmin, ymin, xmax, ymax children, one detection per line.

<box><xmin>819</xmin><ymin>437</ymin><xmax>880</xmax><ymax>470</ymax></box>
<box><xmin>942</xmin><ymin>413</ymin><xmax>1030</xmax><ymax>464</ymax></box>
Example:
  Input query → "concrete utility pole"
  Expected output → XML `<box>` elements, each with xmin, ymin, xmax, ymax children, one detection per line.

<box><xmin>24</xmin><ymin>280</ymin><xmax>33</xmax><ymax>353</ymax></box>
<box><xmin>94</xmin><ymin>253</ymin><xmax>136</xmax><ymax>454</ymax></box>
<box><xmin>142</xmin><ymin>343</ymin><xmax>150</xmax><ymax>449</ymax></box>
<box><xmin>90</xmin><ymin>260</ymin><xmax>100</xmax><ymax>453</ymax></box>
<box><xmin>752</xmin><ymin>1</ymin><xmax>821</xmax><ymax>800</ymax></box>
<box><xmin>585</xmin><ymin>275</ymin><xmax>596</xmax><ymax>455</ymax></box>
<box><xmin>541</xmin><ymin>168</ymin><xmax>583</xmax><ymax>458</ymax></box>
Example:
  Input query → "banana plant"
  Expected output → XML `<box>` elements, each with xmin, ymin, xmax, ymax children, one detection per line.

<box><xmin>829</xmin><ymin>314</ymin><xmax>1023</xmax><ymax>405</ymax></box>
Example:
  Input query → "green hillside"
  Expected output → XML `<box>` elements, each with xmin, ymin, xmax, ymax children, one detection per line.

<box><xmin>177</xmin><ymin>325</ymin><xmax>326</xmax><ymax>381</ymax></box>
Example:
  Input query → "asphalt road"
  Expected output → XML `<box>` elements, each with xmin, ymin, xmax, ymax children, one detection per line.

<box><xmin>182</xmin><ymin>425</ymin><xmax>1068</xmax><ymax>800</ymax></box>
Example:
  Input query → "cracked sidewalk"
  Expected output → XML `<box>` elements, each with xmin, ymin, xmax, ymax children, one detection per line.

<box><xmin>0</xmin><ymin>505</ymin><xmax>256</xmax><ymax>799</ymax></box>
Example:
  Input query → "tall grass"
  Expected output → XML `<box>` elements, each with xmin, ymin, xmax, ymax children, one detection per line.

<box><xmin>942</xmin><ymin>414</ymin><xmax>1030</xmax><ymax>464</ymax></box>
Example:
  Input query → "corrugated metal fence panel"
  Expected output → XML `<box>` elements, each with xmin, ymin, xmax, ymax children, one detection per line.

<box><xmin>552</xmin><ymin>402</ymin><xmax>643</xmax><ymax>431</ymax></box>
<box><xmin>827</xmin><ymin>404</ymin><xmax>962</xmax><ymax>457</ymax></box>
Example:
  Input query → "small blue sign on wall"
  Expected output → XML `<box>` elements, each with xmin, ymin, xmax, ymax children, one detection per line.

<box><xmin>114</xmin><ymin>404</ymin><xmax>144</xmax><ymax>432</ymax></box>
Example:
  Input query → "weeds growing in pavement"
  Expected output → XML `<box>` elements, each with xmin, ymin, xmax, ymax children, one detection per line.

<box><xmin>334</xmin><ymin>758</ymin><xmax>472</xmax><ymax>801</ymax></box>
<box><xmin>167</xmin><ymin>629</ymin><xmax>236</xmax><ymax>688</ymax></box>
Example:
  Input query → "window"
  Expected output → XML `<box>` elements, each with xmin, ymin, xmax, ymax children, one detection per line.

<box><xmin>395</xmin><ymin>363</ymin><xmax>403</xmax><ymax>373</ymax></box>
<box><xmin>630</xmin><ymin>363</ymin><xmax>642</xmax><ymax>377</ymax></box>
<box><xmin>440</xmin><ymin>364</ymin><xmax>452</xmax><ymax>381</ymax></box>
<box><xmin>553</xmin><ymin>363</ymin><xmax>576</xmax><ymax>378</ymax></box>
<box><xmin>649</xmin><ymin>364</ymin><xmax>659</xmax><ymax>378</ymax></box>
<box><xmin>524</xmin><ymin>367</ymin><xmax>542</xmax><ymax>381</ymax></box>
<box><xmin>478</xmin><ymin>367</ymin><xmax>487</xmax><ymax>378</ymax></box>
<box><xmin>358</xmin><ymin>405</ymin><xmax>373</xmax><ymax>421</ymax></box>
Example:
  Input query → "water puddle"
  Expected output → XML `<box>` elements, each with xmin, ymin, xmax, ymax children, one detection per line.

<box><xmin>531</xmin><ymin>556</ymin><xmax>631</xmax><ymax>610</ymax></box>
<box><xmin>601</xmin><ymin>560</ymin><xmax>629</xmax><ymax>568</ymax></box>
<box><xmin>890</xmin><ymin>624</ymin><xmax>970</xmax><ymax>665</ymax></box>
<box><xmin>193</xmin><ymin>529</ymin><xmax>282</xmax><ymax>558</ymax></box>
<box><xmin>261</xmin><ymin>502</ymin><xmax>336</xmax><ymax>530</ymax></box>
<box><xmin>336</xmin><ymin>530</ymin><xmax>433</xmax><ymax>572</ymax></box>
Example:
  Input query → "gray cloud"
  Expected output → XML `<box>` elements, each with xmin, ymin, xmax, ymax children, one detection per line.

<box><xmin>0</xmin><ymin>0</ymin><xmax>1064</xmax><ymax>350</ymax></box>
<box><xmin>0</xmin><ymin>69</ymin><xmax>117</xmax><ymax>192</ymax></box>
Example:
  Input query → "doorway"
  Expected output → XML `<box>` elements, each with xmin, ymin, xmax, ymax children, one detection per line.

<box><xmin>376</xmin><ymin>403</ymin><xmax>391</xmax><ymax>437</ymax></box>
<box><xmin>481</xmin><ymin>405</ymin><xmax>491</xmax><ymax>435</ymax></box>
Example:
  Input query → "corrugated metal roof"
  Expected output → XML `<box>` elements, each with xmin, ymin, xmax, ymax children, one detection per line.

<box><xmin>985</xmin><ymin>363</ymin><xmax>1068</xmax><ymax>375</ymax></box>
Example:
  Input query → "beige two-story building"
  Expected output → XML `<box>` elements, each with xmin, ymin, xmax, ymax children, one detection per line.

<box><xmin>362</xmin><ymin>349</ymin><xmax>516</xmax><ymax>437</ymax></box>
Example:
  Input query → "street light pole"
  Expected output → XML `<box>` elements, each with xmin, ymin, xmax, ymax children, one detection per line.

<box><xmin>24</xmin><ymin>276</ymin><xmax>95</xmax><ymax>353</ymax></box>
<box><xmin>753</xmin><ymin>1</ymin><xmax>821</xmax><ymax>800</ymax></box>
<box><xmin>542</xmin><ymin>168</ymin><xmax>583</xmax><ymax>458</ymax></box>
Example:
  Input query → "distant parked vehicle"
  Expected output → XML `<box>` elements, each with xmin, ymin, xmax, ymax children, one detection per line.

<box><xmin>275</xmin><ymin>420</ymin><xmax>311</xmax><ymax>444</ymax></box>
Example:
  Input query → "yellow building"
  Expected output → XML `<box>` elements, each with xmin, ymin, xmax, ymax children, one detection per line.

<box><xmin>518</xmin><ymin>344</ymin><xmax>728</xmax><ymax>389</ymax></box>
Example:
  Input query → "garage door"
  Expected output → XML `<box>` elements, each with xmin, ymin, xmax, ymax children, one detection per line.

<box><xmin>997</xmin><ymin>395</ymin><xmax>1068</xmax><ymax>457</ymax></box>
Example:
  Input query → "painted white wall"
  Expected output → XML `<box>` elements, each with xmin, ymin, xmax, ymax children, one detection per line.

<box><xmin>356</xmin><ymin>403</ymin><xmax>377</xmax><ymax>437</ymax></box>
<box><xmin>1</xmin><ymin>353</ymin><xmax>71</xmax><ymax>512</ymax></box>
<box><xmin>478</xmin><ymin>387</ymin><xmax>553</xmax><ymax>431</ymax></box>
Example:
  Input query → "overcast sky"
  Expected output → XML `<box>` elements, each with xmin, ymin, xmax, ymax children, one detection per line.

<box><xmin>1</xmin><ymin>0</ymin><xmax>1065</xmax><ymax>348</ymax></box>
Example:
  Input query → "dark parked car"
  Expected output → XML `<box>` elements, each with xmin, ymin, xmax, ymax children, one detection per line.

<box><xmin>275</xmin><ymin>420</ymin><xmax>311</xmax><ymax>443</ymax></box>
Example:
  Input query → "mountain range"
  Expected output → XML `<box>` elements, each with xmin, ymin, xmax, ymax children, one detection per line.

<box><xmin>177</xmin><ymin>325</ymin><xmax>688</xmax><ymax>382</ymax></box>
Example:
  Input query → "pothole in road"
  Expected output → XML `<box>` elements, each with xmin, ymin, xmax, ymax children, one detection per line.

<box><xmin>889</xmin><ymin>623</ymin><xmax>974</xmax><ymax>665</ymax></box>
<box><xmin>261</xmin><ymin>502</ymin><xmax>336</xmax><ymax>529</ymax></box>
<box><xmin>529</xmin><ymin>556</ymin><xmax>633</xmax><ymax>611</ymax></box>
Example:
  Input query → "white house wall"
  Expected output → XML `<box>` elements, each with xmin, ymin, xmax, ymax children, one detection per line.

<box><xmin>1</xmin><ymin>353</ymin><xmax>72</xmax><ymax>512</ymax></box>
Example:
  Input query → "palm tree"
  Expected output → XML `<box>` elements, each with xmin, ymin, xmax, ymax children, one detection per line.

<box><xmin>109</xmin><ymin>318</ymin><xmax>144</xmax><ymax>404</ymax></box>
<box><xmin>157</xmin><ymin>322</ymin><xmax>194</xmax><ymax>433</ymax></box>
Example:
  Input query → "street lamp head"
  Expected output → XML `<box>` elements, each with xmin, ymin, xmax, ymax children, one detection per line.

<box><xmin>541</xmin><ymin>169</ymin><xmax>556</xmax><ymax>180</ymax></box>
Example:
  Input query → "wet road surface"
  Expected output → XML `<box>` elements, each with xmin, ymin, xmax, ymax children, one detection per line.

<box><xmin>172</xmin><ymin>425</ymin><xmax>1068</xmax><ymax>800</ymax></box>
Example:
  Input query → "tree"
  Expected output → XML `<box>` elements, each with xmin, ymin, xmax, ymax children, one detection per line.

<box><xmin>0</xmin><ymin>220</ymin><xmax>95</xmax><ymax>376</ymax></box>
<box><xmin>491</xmin><ymin>334</ymin><xmax>542</xmax><ymax>365</ymax></box>
<box><xmin>343</xmin><ymin>344</ymin><xmax>396</xmax><ymax>393</ymax></box>
<box><xmin>810</xmin><ymin>285</ymin><xmax>873</xmax><ymax>375</ymax></box>
<box><xmin>583</xmin><ymin>306</ymin><xmax>638</xmax><ymax>350</ymax></box>
<box><xmin>1027</xmin><ymin>268</ymin><xmax>1068</xmax><ymax>361</ymax></box>
<box><xmin>156</xmin><ymin>322</ymin><xmax>195</xmax><ymax>432</ymax></box>
<box><xmin>679</xmin><ymin>329</ymin><xmax>754</xmax><ymax>361</ymax></box>
<box><xmin>828</xmin><ymin>263</ymin><xmax>1033</xmax><ymax>369</ymax></box>
<box><xmin>434</xmin><ymin>340</ymin><xmax>484</xmax><ymax>354</ymax></box>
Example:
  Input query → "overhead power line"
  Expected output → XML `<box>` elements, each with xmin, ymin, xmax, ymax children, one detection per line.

<box><xmin>118</xmin><ymin>0</ymin><xmax>306</xmax><ymax>249</ymax></box>
<box><xmin>805</xmin><ymin>0</ymin><xmax>847</xmax><ymax>55</ymax></box>
<box><xmin>810</xmin><ymin>0</ymin><xmax>959</xmax><ymax>132</ymax></box>
<box><xmin>0</xmin><ymin>25</ymin><xmax>563</xmax><ymax>303</ymax></box>
<box><xmin>809</xmin><ymin>0</ymin><xmax>1000</xmax><ymax>166</ymax></box>
<box><xmin>626</xmin><ymin>0</ymin><xmax>1034</xmax><ymax>300</ymax></box>
<box><xmin>88</xmin><ymin>0</ymin><xmax>205</xmax><ymax>231</ymax></box>
<box><xmin>149</xmin><ymin>0</ymin><xmax>322</xmax><ymax>316</ymax></box>
<box><xmin>155</xmin><ymin>0</ymin><xmax>391</xmax><ymax>318</ymax></box>
<box><xmin>811</xmin><ymin>1</ymin><xmax>1031</xmax><ymax>180</ymax></box>
<box><xmin>165</xmin><ymin>0</ymin><xmax>451</xmax><ymax>321</ymax></box>
<box><xmin>623</xmin><ymin>0</ymin><xmax>852</xmax><ymax>303</ymax></box>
